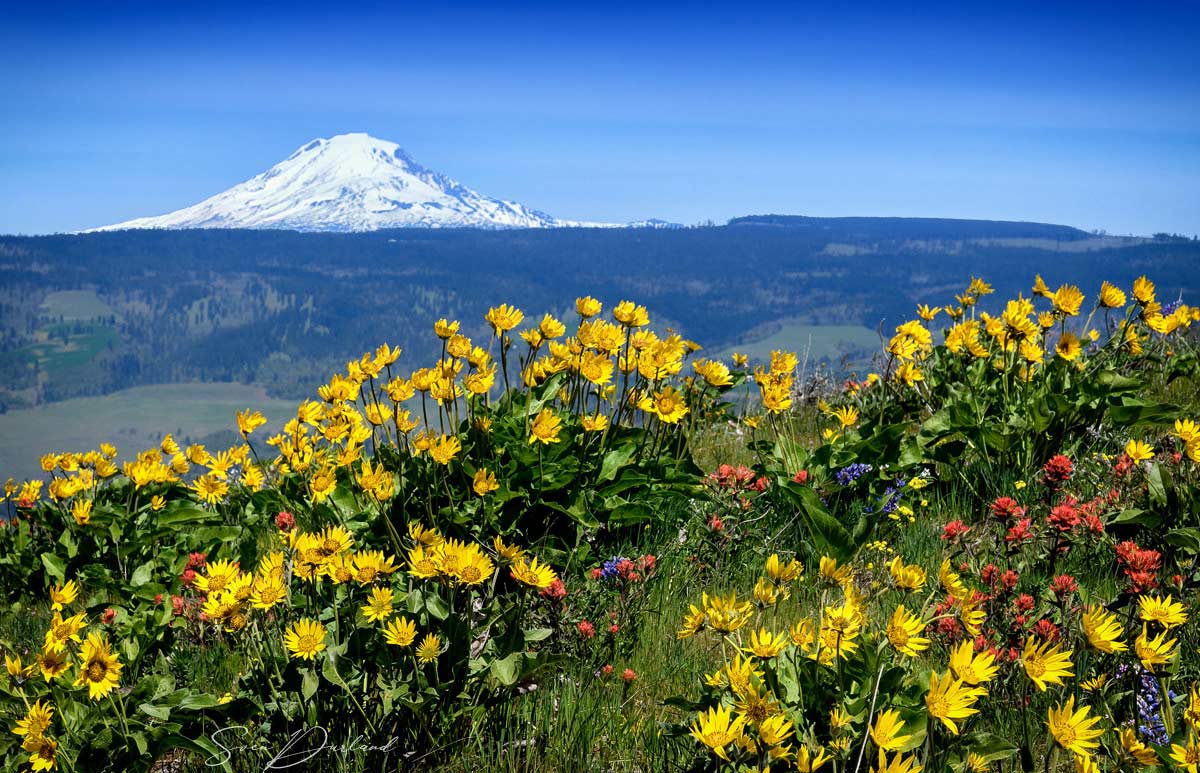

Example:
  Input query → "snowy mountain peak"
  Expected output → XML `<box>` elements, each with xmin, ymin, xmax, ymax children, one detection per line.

<box><xmin>95</xmin><ymin>132</ymin><xmax>632</xmax><ymax>232</ymax></box>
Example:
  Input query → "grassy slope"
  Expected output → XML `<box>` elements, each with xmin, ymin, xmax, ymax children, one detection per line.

<box><xmin>0</xmin><ymin>382</ymin><xmax>298</xmax><ymax>481</ymax></box>
<box><xmin>715</xmin><ymin>322</ymin><xmax>880</xmax><ymax>370</ymax></box>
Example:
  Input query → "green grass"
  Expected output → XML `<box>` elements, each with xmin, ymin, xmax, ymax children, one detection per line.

<box><xmin>29</xmin><ymin>324</ymin><xmax>120</xmax><ymax>372</ymax></box>
<box><xmin>0</xmin><ymin>382</ymin><xmax>299</xmax><ymax>481</ymax></box>
<box><xmin>37</xmin><ymin>289</ymin><xmax>115</xmax><ymax>321</ymax></box>
<box><xmin>714</xmin><ymin>321</ymin><xmax>880</xmax><ymax>370</ymax></box>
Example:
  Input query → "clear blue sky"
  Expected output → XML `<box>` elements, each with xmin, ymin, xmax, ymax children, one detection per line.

<box><xmin>1</xmin><ymin>0</ymin><xmax>1197</xmax><ymax>235</ymax></box>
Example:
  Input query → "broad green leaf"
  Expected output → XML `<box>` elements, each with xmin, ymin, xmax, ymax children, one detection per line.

<box><xmin>40</xmin><ymin>552</ymin><xmax>66</xmax><ymax>584</ymax></box>
<box><xmin>598</xmin><ymin>444</ymin><xmax>637</xmax><ymax>482</ymax></box>
<box><xmin>138</xmin><ymin>703</ymin><xmax>171</xmax><ymax>721</ymax></box>
<box><xmin>489</xmin><ymin>652</ymin><xmax>524</xmax><ymax>686</ymax></box>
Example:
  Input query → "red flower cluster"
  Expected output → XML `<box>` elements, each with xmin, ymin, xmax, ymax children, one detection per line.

<box><xmin>539</xmin><ymin>578</ymin><xmax>567</xmax><ymax>600</ymax></box>
<box><xmin>707</xmin><ymin>464</ymin><xmax>768</xmax><ymax>492</ymax></box>
<box><xmin>1115</xmin><ymin>540</ymin><xmax>1162</xmax><ymax>592</ymax></box>
<box><xmin>577</xmin><ymin>620</ymin><xmax>595</xmax><ymax>639</ymax></box>
<box><xmin>1005</xmin><ymin>518</ymin><xmax>1034</xmax><ymax>546</ymax></box>
<box><xmin>792</xmin><ymin>470</ymin><xmax>809</xmax><ymax>484</ymax></box>
<box><xmin>275</xmin><ymin>510</ymin><xmax>295</xmax><ymax>532</ymax></box>
<box><xmin>990</xmin><ymin>496</ymin><xmax>1026</xmax><ymax>520</ymax></box>
<box><xmin>1049</xmin><ymin>574</ymin><xmax>1078</xmax><ymax>599</ymax></box>
<box><xmin>1042</xmin><ymin>454</ymin><xmax>1073</xmax><ymax>488</ymax></box>
<box><xmin>981</xmin><ymin>564</ymin><xmax>1019</xmax><ymax>592</ymax></box>
<box><xmin>1047</xmin><ymin>503</ymin><xmax>1079</xmax><ymax>532</ymax></box>
<box><xmin>1032</xmin><ymin>618</ymin><xmax>1060</xmax><ymax>641</ymax></box>
<box><xmin>941</xmin><ymin>520</ymin><xmax>971</xmax><ymax>542</ymax></box>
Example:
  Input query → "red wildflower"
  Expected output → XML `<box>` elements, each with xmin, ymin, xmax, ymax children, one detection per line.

<box><xmin>577</xmin><ymin>620</ymin><xmax>595</xmax><ymax>639</ymax></box>
<box><xmin>1115</xmin><ymin>541</ymin><xmax>1162</xmax><ymax>592</ymax></box>
<box><xmin>539</xmin><ymin>578</ymin><xmax>567</xmax><ymax>601</ymax></box>
<box><xmin>186</xmin><ymin>552</ymin><xmax>208</xmax><ymax>569</ymax></box>
<box><xmin>180</xmin><ymin>568</ymin><xmax>197</xmax><ymax>587</ymax></box>
<box><xmin>172</xmin><ymin>595</ymin><xmax>186</xmax><ymax>615</ymax></box>
<box><xmin>709</xmin><ymin>516</ymin><xmax>724</xmax><ymax>532</ymax></box>
<box><xmin>941</xmin><ymin>520</ymin><xmax>971</xmax><ymax>542</ymax></box>
<box><xmin>622</xmin><ymin>668</ymin><xmax>637</xmax><ymax>683</ymax></box>
<box><xmin>1001</xmin><ymin>570</ymin><xmax>1019</xmax><ymax>591</ymax></box>
<box><xmin>1047</xmin><ymin>503</ymin><xmax>1080</xmax><ymax>532</ymax></box>
<box><xmin>1033</xmin><ymin>619</ymin><xmax>1060</xmax><ymax>641</ymax></box>
<box><xmin>1005</xmin><ymin>518</ymin><xmax>1034</xmax><ymax>545</ymax></box>
<box><xmin>275</xmin><ymin>511</ymin><xmax>295</xmax><ymax>531</ymax></box>
<box><xmin>601</xmin><ymin>664</ymin><xmax>614</xmax><ymax>677</ymax></box>
<box><xmin>609</xmin><ymin>624</ymin><xmax>620</xmax><ymax>634</ymax></box>
<box><xmin>792</xmin><ymin>470</ymin><xmax>809</xmax><ymax>484</ymax></box>
<box><xmin>1042</xmin><ymin>454</ymin><xmax>1073</xmax><ymax>486</ymax></box>
<box><xmin>1049</xmin><ymin>575</ymin><xmax>1077</xmax><ymax>599</ymax></box>
<box><xmin>590</xmin><ymin>567</ymin><xmax>604</xmax><ymax>581</ymax></box>
<box><xmin>1014</xmin><ymin>594</ymin><xmax>1035</xmax><ymax>612</ymax></box>
<box><xmin>100</xmin><ymin>608</ymin><xmax>116</xmax><ymax>625</ymax></box>
<box><xmin>1115</xmin><ymin>540</ymin><xmax>1141</xmax><ymax>564</ymax></box>
<box><xmin>990</xmin><ymin>496</ymin><xmax>1025</xmax><ymax>520</ymax></box>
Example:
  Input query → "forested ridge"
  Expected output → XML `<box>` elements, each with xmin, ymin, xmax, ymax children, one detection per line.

<box><xmin>1</xmin><ymin>220</ymin><xmax>1197</xmax><ymax>409</ymax></box>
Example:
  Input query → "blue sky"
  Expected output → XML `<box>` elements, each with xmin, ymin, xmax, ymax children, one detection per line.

<box><xmin>1</xmin><ymin>1</ymin><xmax>1197</xmax><ymax>235</ymax></box>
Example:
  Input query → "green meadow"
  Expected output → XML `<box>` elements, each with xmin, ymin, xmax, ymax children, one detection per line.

<box><xmin>0</xmin><ymin>383</ymin><xmax>298</xmax><ymax>481</ymax></box>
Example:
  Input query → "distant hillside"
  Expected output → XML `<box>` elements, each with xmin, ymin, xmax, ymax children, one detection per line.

<box><xmin>1</xmin><ymin>219</ymin><xmax>1197</xmax><ymax>411</ymax></box>
<box><xmin>727</xmin><ymin>214</ymin><xmax>1093</xmax><ymax>241</ymax></box>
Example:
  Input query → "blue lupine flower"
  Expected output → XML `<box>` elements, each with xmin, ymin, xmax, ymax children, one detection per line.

<box><xmin>600</xmin><ymin>556</ymin><xmax>628</xmax><ymax>580</ymax></box>
<box><xmin>835</xmin><ymin>463</ymin><xmax>872</xmax><ymax>486</ymax></box>
<box><xmin>1128</xmin><ymin>666</ymin><xmax>1169</xmax><ymax>745</ymax></box>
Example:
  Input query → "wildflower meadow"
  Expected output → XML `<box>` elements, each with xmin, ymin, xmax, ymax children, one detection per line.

<box><xmin>2</xmin><ymin>275</ymin><xmax>1200</xmax><ymax>772</ymax></box>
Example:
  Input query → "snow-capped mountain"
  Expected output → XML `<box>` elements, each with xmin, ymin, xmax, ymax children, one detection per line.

<box><xmin>95</xmin><ymin>133</ymin><xmax>672</xmax><ymax>232</ymax></box>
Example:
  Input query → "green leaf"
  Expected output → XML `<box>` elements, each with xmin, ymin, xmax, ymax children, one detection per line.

<box><xmin>523</xmin><ymin>627</ymin><xmax>553</xmax><ymax>643</ymax></box>
<box><xmin>774</xmin><ymin>478</ymin><xmax>854</xmax><ymax>560</ymax></box>
<box><xmin>965</xmin><ymin>731</ymin><xmax>1019</xmax><ymax>762</ymax></box>
<box><xmin>598</xmin><ymin>443</ymin><xmax>637</xmax><ymax>482</ymax></box>
<box><xmin>177</xmin><ymin>693</ymin><xmax>220</xmax><ymax>710</ymax></box>
<box><xmin>1147</xmin><ymin>462</ymin><xmax>1170</xmax><ymax>508</ymax></box>
<box><xmin>163</xmin><ymin>733</ymin><xmax>233</xmax><ymax>773</ymax></box>
<box><xmin>489</xmin><ymin>652</ymin><xmax>523</xmax><ymax>686</ymax></box>
<box><xmin>131</xmin><ymin>560</ymin><xmax>155</xmax><ymax>587</ymax></box>
<box><xmin>301</xmin><ymin>668</ymin><xmax>319</xmax><ymax>700</ymax></box>
<box><xmin>1111</xmin><ymin>508</ymin><xmax>1159</xmax><ymax>527</ymax></box>
<box><xmin>58</xmin><ymin>529</ymin><xmax>78</xmax><ymax>559</ymax></box>
<box><xmin>1164</xmin><ymin>528</ymin><xmax>1200</xmax><ymax>554</ymax></box>
<box><xmin>138</xmin><ymin>703</ymin><xmax>171</xmax><ymax>721</ymax></box>
<box><xmin>40</xmin><ymin>552</ymin><xmax>66</xmax><ymax>584</ymax></box>
<box><xmin>423</xmin><ymin>591</ymin><xmax>449</xmax><ymax>621</ymax></box>
<box><xmin>608</xmin><ymin>503</ymin><xmax>653</xmax><ymax>526</ymax></box>
<box><xmin>155</xmin><ymin>506</ymin><xmax>221</xmax><ymax>527</ymax></box>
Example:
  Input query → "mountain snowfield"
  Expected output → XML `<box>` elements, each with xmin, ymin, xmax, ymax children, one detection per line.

<box><xmin>94</xmin><ymin>133</ymin><xmax>674</xmax><ymax>232</ymax></box>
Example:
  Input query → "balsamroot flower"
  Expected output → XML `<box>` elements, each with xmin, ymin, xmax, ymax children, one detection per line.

<box><xmin>1046</xmin><ymin>697</ymin><xmax>1104</xmax><ymax>758</ymax></box>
